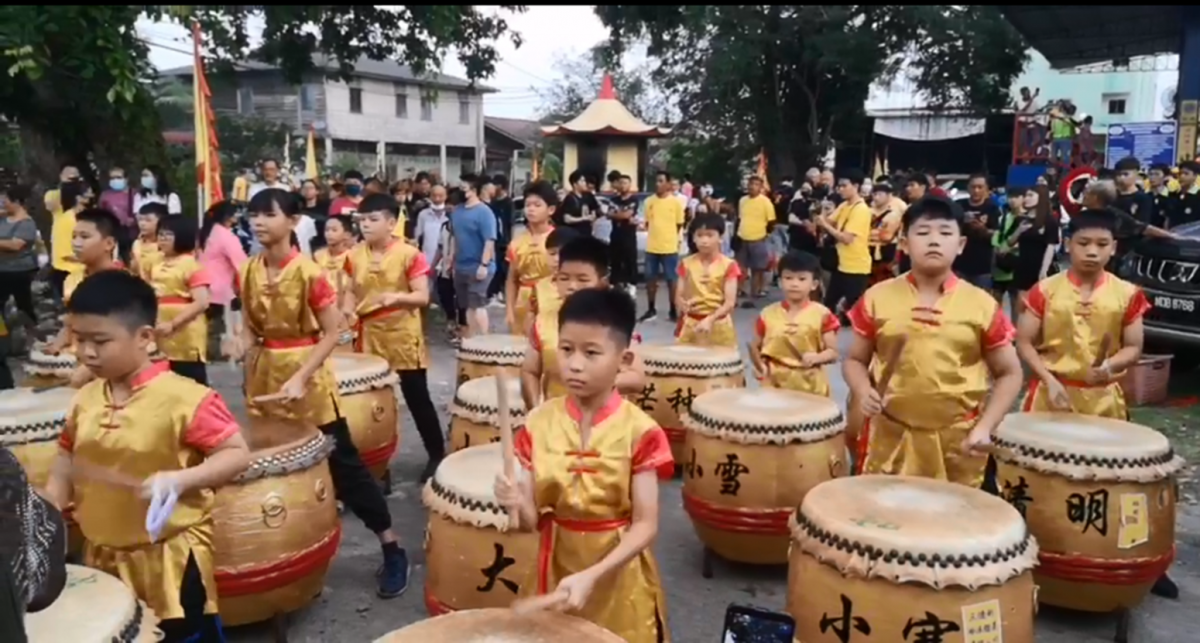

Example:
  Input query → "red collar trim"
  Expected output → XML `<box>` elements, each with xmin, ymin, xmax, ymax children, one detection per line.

<box><xmin>565</xmin><ymin>389</ymin><xmax>624</xmax><ymax>425</ymax></box>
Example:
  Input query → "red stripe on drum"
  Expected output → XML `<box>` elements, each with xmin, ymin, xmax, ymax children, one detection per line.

<box><xmin>359</xmin><ymin>435</ymin><xmax>400</xmax><ymax>468</ymax></box>
<box><xmin>424</xmin><ymin>583</ymin><xmax>455</xmax><ymax>616</ymax></box>
<box><xmin>215</xmin><ymin>524</ymin><xmax>342</xmax><ymax>596</ymax></box>
<box><xmin>681</xmin><ymin>490</ymin><xmax>792</xmax><ymax>536</ymax></box>
<box><xmin>1037</xmin><ymin>546</ymin><xmax>1175</xmax><ymax>586</ymax></box>
<box><xmin>662</xmin><ymin>426</ymin><xmax>686</xmax><ymax>445</ymax></box>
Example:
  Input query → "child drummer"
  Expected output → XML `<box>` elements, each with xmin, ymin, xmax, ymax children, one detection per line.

<box><xmin>844</xmin><ymin>195</ymin><xmax>1024</xmax><ymax>487</ymax></box>
<box><xmin>131</xmin><ymin>202</ymin><xmax>166</xmax><ymax>282</ymax></box>
<box><xmin>505</xmin><ymin>180</ymin><xmax>557</xmax><ymax>333</ymax></box>
<box><xmin>149</xmin><ymin>215</ymin><xmax>213</xmax><ymax>386</ymax></box>
<box><xmin>340</xmin><ymin>194</ymin><xmax>446</xmax><ymax>481</ymax></box>
<box><xmin>316</xmin><ymin>214</ymin><xmax>357</xmax><ymax>345</ymax></box>
<box><xmin>497</xmin><ymin>288</ymin><xmax>673</xmax><ymax>642</ymax></box>
<box><xmin>230</xmin><ymin>188</ymin><xmax>410</xmax><ymax>598</ymax></box>
<box><xmin>526</xmin><ymin>218</ymin><xmax>583</xmax><ymax>330</ymax></box>
<box><xmin>1016</xmin><ymin>209</ymin><xmax>1149</xmax><ymax>419</ymax></box>
<box><xmin>520</xmin><ymin>236</ymin><xmax>645</xmax><ymax>410</ymax></box>
<box><xmin>46</xmin><ymin>269</ymin><xmax>250</xmax><ymax>643</ymax></box>
<box><xmin>750</xmin><ymin>250</ymin><xmax>839</xmax><ymax>396</ymax></box>
<box><xmin>675</xmin><ymin>214</ymin><xmax>741</xmax><ymax>347</ymax></box>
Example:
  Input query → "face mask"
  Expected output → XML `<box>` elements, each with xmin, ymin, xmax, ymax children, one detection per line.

<box><xmin>345</xmin><ymin>184</ymin><xmax>363</xmax><ymax>197</ymax></box>
<box><xmin>109</xmin><ymin>178</ymin><xmax>127</xmax><ymax>191</ymax></box>
<box><xmin>141</xmin><ymin>176</ymin><xmax>156</xmax><ymax>191</ymax></box>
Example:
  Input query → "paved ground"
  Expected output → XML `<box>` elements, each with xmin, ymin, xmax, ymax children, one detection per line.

<box><xmin>189</xmin><ymin>299</ymin><xmax>1199</xmax><ymax>642</ymax></box>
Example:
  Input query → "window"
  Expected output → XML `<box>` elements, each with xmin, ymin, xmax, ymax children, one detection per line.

<box><xmin>349</xmin><ymin>87</ymin><xmax>363</xmax><ymax>114</ymax></box>
<box><xmin>395</xmin><ymin>91</ymin><xmax>408</xmax><ymax>118</ymax></box>
<box><xmin>1108</xmin><ymin>98</ymin><xmax>1127</xmax><ymax>115</ymax></box>
<box><xmin>458</xmin><ymin>94</ymin><xmax>471</xmax><ymax>124</ymax></box>
<box><xmin>421</xmin><ymin>94</ymin><xmax>435</xmax><ymax>121</ymax></box>
<box><xmin>237</xmin><ymin>86</ymin><xmax>254</xmax><ymax>115</ymax></box>
<box><xmin>1102</xmin><ymin>92</ymin><xmax>1129</xmax><ymax>116</ymax></box>
<box><xmin>299</xmin><ymin>85</ymin><xmax>317</xmax><ymax>111</ymax></box>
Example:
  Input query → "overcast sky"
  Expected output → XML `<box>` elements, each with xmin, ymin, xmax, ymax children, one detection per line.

<box><xmin>138</xmin><ymin>6</ymin><xmax>612</xmax><ymax>120</ymax></box>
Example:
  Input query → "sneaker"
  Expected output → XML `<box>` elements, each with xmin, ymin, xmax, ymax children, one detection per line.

<box><xmin>638</xmin><ymin>309</ymin><xmax>658</xmax><ymax>323</ymax></box>
<box><xmin>1151</xmin><ymin>573</ymin><xmax>1179</xmax><ymax>599</ymax></box>
<box><xmin>377</xmin><ymin>546</ymin><xmax>410</xmax><ymax>599</ymax></box>
<box><xmin>667</xmin><ymin>309</ymin><xmax>678</xmax><ymax>323</ymax></box>
<box><xmin>739</xmin><ymin>300</ymin><xmax>756</xmax><ymax>310</ymax></box>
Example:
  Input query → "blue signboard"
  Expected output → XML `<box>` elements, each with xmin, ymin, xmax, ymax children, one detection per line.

<box><xmin>1104</xmin><ymin>121</ymin><xmax>1178</xmax><ymax>168</ymax></box>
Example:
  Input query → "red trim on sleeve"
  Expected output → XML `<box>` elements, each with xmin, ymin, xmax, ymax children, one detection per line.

<box><xmin>676</xmin><ymin>261</ymin><xmax>688</xmax><ymax>279</ymax></box>
<box><xmin>58</xmin><ymin>403</ymin><xmax>79</xmax><ymax>452</ymax></box>
<box><xmin>529</xmin><ymin>322</ymin><xmax>542</xmax><ymax>352</ymax></box>
<box><xmin>406</xmin><ymin>252</ymin><xmax>432</xmax><ymax>281</ymax></box>
<box><xmin>1024</xmin><ymin>282</ymin><xmax>1047</xmax><ymax>319</ymax></box>
<box><xmin>57</xmin><ymin>429</ymin><xmax>73</xmax><ymax>452</ymax></box>
<box><xmin>821</xmin><ymin>311</ymin><xmax>841</xmax><ymax>334</ymax></box>
<box><xmin>514</xmin><ymin>427</ymin><xmax>533</xmax><ymax>470</ymax></box>
<box><xmin>631</xmin><ymin>427</ymin><xmax>675</xmax><ymax>479</ymax></box>
<box><xmin>505</xmin><ymin>244</ymin><xmax>517</xmax><ymax>263</ymax></box>
<box><xmin>343</xmin><ymin>258</ymin><xmax>355</xmax><ymax>277</ymax></box>
<box><xmin>983</xmin><ymin>306</ymin><xmax>1016</xmax><ymax>351</ymax></box>
<box><xmin>847</xmin><ymin>297</ymin><xmax>875</xmax><ymax>338</ymax></box>
<box><xmin>754</xmin><ymin>316</ymin><xmax>767</xmax><ymax>338</ymax></box>
<box><xmin>1123</xmin><ymin>288</ymin><xmax>1151</xmax><ymax>325</ymax></box>
<box><xmin>186</xmin><ymin>266</ymin><xmax>213</xmax><ymax>289</ymax></box>
<box><xmin>725</xmin><ymin>260</ymin><xmax>742</xmax><ymax>281</ymax></box>
<box><xmin>529</xmin><ymin>289</ymin><xmax>539</xmax><ymax>315</ymax></box>
<box><xmin>308</xmin><ymin>274</ymin><xmax>337</xmax><ymax>312</ymax></box>
<box><xmin>183</xmin><ymin>391</ymin><xmax>241</xmax><ymax>452</ymax></box>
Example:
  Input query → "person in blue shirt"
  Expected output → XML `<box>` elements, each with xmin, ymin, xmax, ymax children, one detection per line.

<box><xmin>449</xmin><ymin>174</ymin><xmax>498</xmax><ymax>337</ymax></box>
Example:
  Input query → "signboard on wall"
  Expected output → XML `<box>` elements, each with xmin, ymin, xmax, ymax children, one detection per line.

<box><xmin>1104</xmin><ymin>121</ymin><xmax>1178</xmax><ymax>168</ymax></box>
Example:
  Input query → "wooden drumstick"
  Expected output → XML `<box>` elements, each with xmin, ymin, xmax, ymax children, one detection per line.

<box><xmin>494</xmin><ymin>373</ymin><xmax>519</xmax><ymax>531</ymax></box>
<box><xmin>875</xmin><ymin>336</ymin><xmax>907</xmax><ymax>397</ymax></box>
<box><xmin>512</xmin><ymin>589</ymin><xmax>568</xmax><ymax>615</ymax></box>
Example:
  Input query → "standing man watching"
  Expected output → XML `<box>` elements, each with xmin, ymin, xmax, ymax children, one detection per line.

<box><xmin>736</xmin><ymin>175</ymin><xmax>774</xmax><ymax>307</ymax></box>
<box><xmin>640</xmin><ymin>170</ymin><xmax>685</xmax><ymax>323</ymax></box>
<box><xmin>449</xmin><ymin>175</ymin><xmax>498</xmax><ymax>337</ymax></box>
<box><xmin>954</xmin><ymin>173</ymin><xmax>1003</xmax><ymax>290</ymax></box>
<box><xmin>556</xmin><ymin>169</ymin><xmax>600</xmax><ymax>237</ymax></box>
<box><xmin>609</xmin><ymin>174</ymin><xmax>640</xmax><ymax>298</ymax></box>
<box><xmin>818</xmin><ymin>169</ymin><xmax>873</xmax><ymax>322</ymax></box>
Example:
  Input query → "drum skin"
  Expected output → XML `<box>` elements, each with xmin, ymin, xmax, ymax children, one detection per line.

<box><xmin>684</xmin><ymin>432</ymin><xmax>845</xmax><ymax>565</ymax></box>
<box><xmin>447</xmin><ymin>376</ymin><xmax>525</xmax><ymax>454</ymax></box>
<box><xmin>423</xmin><ymin>511</ymin><xmax>538</xmax><ymax>614</ymax></box>
<box><xmin>212</xmin><ymin>433</ymin><xmax>340</xmax><ymax>626</ymax></box>
<box><xmin>455</xmin><ymin>335</ymin><xmax>528</xmax><ymax>388</ymax></box>
<box><xmin>375</xmin><ymin>608</ymin><xmax>625</xmax><ymax>642</ymax></box>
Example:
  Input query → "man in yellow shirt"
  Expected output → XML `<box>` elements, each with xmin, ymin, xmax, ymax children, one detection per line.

<box><xmin>641</xmin><ymin>170</ymin><xmax>685</xmax><ymax>323</ymax></box>
<box><xmin>736</xmin><ymin>176</ymin><xmax>775</xmax><ymax>307</ymax></box>
<box><xmin>49</xmin><ymin>177</ymin><xmax>89</xmax><ymax>301</ymax></box>
<box><xmin>817</xmin><ymin>168</ymin><xmax>872</xmax><ymax>321</ymax></box>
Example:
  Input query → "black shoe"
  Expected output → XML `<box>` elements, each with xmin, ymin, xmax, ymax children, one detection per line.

<box><xmin>667</xmin><ymin>309</ymin><xmax>678</xmax><ymax>323</ymax></box>
<box><xmin>419</xmin><ymin>456</ymin><xmax>443</xmax><ymax>483</ymax></box>
<box><xmin>638</xmin><ymin>309</ymin><xmax>658</xmax><ymax>323</ymax></box>
<box><xmin>1151</xmin><ymin>573</ymin><xmax>1179</xmax><ymax>599</ymax></box>
<box><xmin>739</xmin><ymin>299</ymin><xmax>756</xmax><ymax>310</ymax></box>
<box><xmin>377</xmin><ymin>546</ymin><xmax>410</xmax><ymax>599</ymax></box>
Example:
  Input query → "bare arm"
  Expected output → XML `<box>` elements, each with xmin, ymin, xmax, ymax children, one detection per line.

<box><xmin>480</xmin><ymin>239</ymin><xmax>496</xmax><ymax>267</ymax></box>
<box><xmin>842</xmin><ymin>332</ymin><xmax>877</xmax><ymax>399</ymax></box>
<box><xmin>815</xmin><ymin>329</ymin><xmax>839</xmax><ymax>365</ymax></box>
<box><xmin>578</xmin><ymin>470</ymin><xmax>659</xmax><ymax>580</ymax></box>
<box><xmin>293</xmin><ymin>304</ymin><xmax>342</xmax><ymax>383</ymax></box>
<box><xmin>615</xmin><ymin>352</ymin><xmax>646</xmax><ymax>395</ymax></box>
<box><xmin>0</xmin><ymin>238</ymin><xmax>26</xmax><ymax>251</ymax></box>
<box><xmin>707</xmin><ymin>274</ymin><xmax>738</xmax><ymax>322</ymax></box>
<box><xmin>520</xmin><ymin>336</ymin><xmax>543</xmax><ymax>411</ymax></box>
<box><xmin>1015</xmin><ymin>307</ymin><xmax>1055</xmax><ymax>384</ymax></box>
<box><xmin>164</xmin><ymin>286</ymin><xmax>211</xmax><ymax>332</ymax></box>
<box><xmin>977</xmin><ymin>344</ymin><xmax>1024</xmax><ymax>430</ymax></box>
<box><xmin>504</xmin><ymin>258</ymin><xmax>519</xmax><ymax>318</ymax></box>
<box><xmin>386</xmin><ymin>274</ymin><xmax>430</xmax><ymax>308</ymax></box>
<box><xmin>1107</xmin><ymin>318</ymin><xmax>1144</xmax><ymax>373</ymax></box>
<box><xmin>176</xmin><ymin>432</ymin><xmax>251</xmax><ymax>493</ymax></box>
<box><xmin>45</xmin><ymin>451</ymin><xmax>73</xmax><ymax>510</ymax></box>
<box><xmin>1038</xmin><ymin>243</ymin><xmax>1056</xmax><ymax>279</ymax></box>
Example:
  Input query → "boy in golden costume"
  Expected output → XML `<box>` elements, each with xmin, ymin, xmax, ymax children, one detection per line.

<box><xmin>527</xmin><ymin>225</ymin><xmax>581</xmax><ymax>328</ymax></box>
<box><xmin>498</xmin><ymin>287</ymin><xmax>673</xmax><ymax>642</ymax></box>
<box><xmin>341</xmin><ymin>194</ymin><xmax>445</xmax><ymax>480</ymax></box>
<box><xmin>505</xmin><ymin>180</ymin><xmax>557</xmax><ymax>333</ymax></box>
<box><xmin>46</xmin><ymin>269</ymin><xmax>250</xmax><ymax>642</ymax></box>
<box><xmin>230</xmin><ymin>188</ymin><xmax>410</xmax><ymax>598</ymax></box>
<box><xmin>750</xmin><ymin>250</ymin><xmax>839</xmax><ymax>396</ymax></box>
<box><xmin>150</xmin><ymin>214</ymin><xmax>212</xmax><ymax>385</ymax></box>
<box><xmin>131</xmin><ymin>202</ymin><xmax>165</xmax><ymax>282</ymax></box>
<box><xmin>844</xmin><ymin>195</ymin><xmax>1024</xmax><ymax>487</ymax></box>
<box><xmin>675</xmin><ymin>214</ymin><xmax>741</xmax><ymax>347</ymax></box>
<box><xmin>316</xmin><ymin>214</ymin><xmax>357</xmax><ymax>347</ymax></box>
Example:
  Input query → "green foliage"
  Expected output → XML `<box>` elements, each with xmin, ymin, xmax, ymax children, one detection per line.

<box><xmin>537</xmin><ymin>44</ymin><xmax>670</xmax><ymax>127</ymax></box>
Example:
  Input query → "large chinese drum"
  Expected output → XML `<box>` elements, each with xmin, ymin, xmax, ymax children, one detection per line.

<box><xmin>331</xmin><ymin>353</ymin><xmax>401</xmax><ymax>479</ymax></box>
<box><xmin>992</xmin><ymin>412</ymin><xmax>1183</xmax><ymax>612</ymax></box>
<box><xmin>637</xmin><ymin>344</ymin><xmax>746</xmax><ymax>463</ymax></box>
<box><xmin>22</xmin><ymin>349</ymin><xmax>76</xmax><ymax>387</ymax></box>
<box><xmin>25</xmin><ymin>565</ymin><xmax>161</xmax><ymax>642</ymax></box>
<box><xmin>788</xmin><ymin>476</ymin><xmax>1038</xmax><ymax>642</ymax></box>
<box><xmin>423</xmin><ymin>443</ymin><xmax>537</xmax><ymax>615</ymax></box>
<box><xmin>213</xmin><ymin>431</ymin><xmax>341</xmax><ymax>626</ymax></box>
<box><xmin>448</xmin><ymin>375</ymin><xmax>526</xmax><ymax>453</ymax></box>
<box><xmin>682</xmin><ymin>388</ymin><xmax>845</xmax><ymax>566</ymax></box>
<box><xmin>455</xmin><ymin>334</ymin><xmax>529</xmax><ymax>387</ymax></box>
<box><xmin>375</xmin><ymin>609</ymin><xmax>624</xmax><ymax>642</ymax></box>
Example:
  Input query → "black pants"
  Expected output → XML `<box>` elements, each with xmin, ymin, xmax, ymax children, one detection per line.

<box><xmin>435</xmin><ymin>276</ymin><xmax>466</xmax><ymax>325</ymax></box>
<box><xmin>824</xmin><ymin>271</ymin><xmax>870</xmax><ymax>313</ymax></box>
<box><xmin>610</xmin><ymin>230</ymin><xmax>639</xmax><ymax>287</ymax></box>
<box><xmin>319</xmin><ymin>411</ymin><xmax>392</xmax><ymax>534</ymax></box>
<box><xmin>489</xmin><ymin>247</ymin><xmax>509</xmax><ymax>298</ymax></box>
<box><xmin>158</xmin><ymin>552</ymin><xmax>225</xmax><ymax>643</ymax></box>
<box><xmin>49</xmin><ymin>269</ymin><xmax>69</xmax><ymax>303</ymax></box>
<box><xmin>169</xmin><ymin>361</ymin><xmax>209</xmax><ymax>386</ymax></box>
<box><xmin>0</xmin><ymin>269</ymin><xmax>37</xmax><ymax>323</ymax></box>
<box><xmin>398</xmin><ymin>369</ymin><xmax>445</xmax><ymax>461</ymax></box>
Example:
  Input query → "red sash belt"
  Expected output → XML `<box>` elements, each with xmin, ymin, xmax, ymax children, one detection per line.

<box><xmin>1037</xmin><ymin>547</ymin><xmax>1175</xmax><ymax>586</ymax></box>
<box><xmin>681</xmin><ymin>489</ymin><xmax>791</xmax><ymax>536</ymax></box>
<box><xmin>536</xmin><ymin>514</ymin><xmax>630</xmax><ymax>594</ymax></box>
<box><xmin>1022</xmin><ymin>376</ymin><xmax>1112</xmax><ymax>411</ymax></box>
<box><xmin>157</xmin><ymin>296</ymin><xmax>192</xmax><ymax>305</ymax></box>
<box><xmin>261</xmin><ymin>336</ymin><xmax>319</xmax><ymax>349</ymax></box>
<box><xmin>519</xmin><ymin>280</ymin><xmax>539</xmax><ymax>288</ymax></box>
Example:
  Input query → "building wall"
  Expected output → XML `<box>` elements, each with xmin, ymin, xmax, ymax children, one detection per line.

<box><xmin>1011</xmin><ymin>51</ymin><xmax>1178</xmax><ymax>126</ymax></box>
<box><xmin>606</xmin><ymin>142</ymin><xmax>639</xmax><ymax>187</ymax></box>
<box><xmin>208</xmin><ymin>71</ymin><xmax>326</xmax><ymax>132</ymax></box>
<box><xmin>323</xmin><ymin>76</ymin><xmax>484</xmax><ymax>149</ymax></box>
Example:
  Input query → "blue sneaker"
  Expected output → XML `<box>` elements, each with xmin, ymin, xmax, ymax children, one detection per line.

<box><xmin>377</xmin><ymin>546</ymin><xmax>410</xmax><ymax>599</ymax></box>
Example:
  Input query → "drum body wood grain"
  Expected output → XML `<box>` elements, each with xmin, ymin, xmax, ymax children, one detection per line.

<box><xmin>788</xmin><ymin>476</ymin><xmax>1038</xmax><ymax>643</ymax></box>
<box><xmin>448</xmin><ymin>376</ymin><xmax>525</xmax><ymax>453</ymax></box>
<box><xmin>375</xmin><ymin>608</ymin><xmax>625</xmax><ymax>642</ymax></box>
<box><xmin>455</xmin><ymin>334</ymin><xmax>528</xmax><ymax>388</ymax></box>
<box><xmin>213</xmin><ymin>432</ymin><xmax>340</xmax><ymax>626</ymax></box>
<box><xmin>637</xmin><ymin>344</ymin><xmax>746</xmax><ymax>464</ymax></box>
<box><xmin>682</xmin><ymin>388</ymin><xmax>845</xmax><ymax>565</ymax></box>
<box><xmin>993</xmin><ymin>412</ymin><xmax>1183</xmax><ymax>612</ymax></box>
<box><xmin>25</xmin><ymin>564</ymin><xmax>161</xmax><ymax>642</ymax></box>
<box><xmin>423</xmin><ymin>444</ymin><xmax>538</xmax><ymax>614</ymax></box>
<box><xmin>332</xmin><ymin>353</ymin><xmax>401</xmax><ymax>479</ymax></box>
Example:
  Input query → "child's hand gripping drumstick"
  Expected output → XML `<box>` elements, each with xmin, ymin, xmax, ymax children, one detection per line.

<box><xmin>862</xmin><ymin>336</ymin><xmax>907</xmax><ymax>419</ymax></box>
<box><xmin>494</xmin><ymin>373</ymin><xmax>519</xmax><ymax>531</ymax></box>
<box><xmin>511</xmin><ymin>589</ymin><xmax>569</xmax><ymax>615</ymax></box>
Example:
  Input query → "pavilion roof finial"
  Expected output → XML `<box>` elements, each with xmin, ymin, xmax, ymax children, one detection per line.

<box><xmin>599</xmin><ymin>72</ymin><xmax>616</xmax><ymax>100</ymax></box>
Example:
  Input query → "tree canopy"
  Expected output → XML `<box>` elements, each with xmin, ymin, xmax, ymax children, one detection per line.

<box><xmin>536</xmin><ymin>44</ymin><xmax>671</xmax><ymax>127</ymax></box>
<box><xmin>595</xmin><ymin>5</ymin><xmax>1028</xmax><ymax>181</ymax></box>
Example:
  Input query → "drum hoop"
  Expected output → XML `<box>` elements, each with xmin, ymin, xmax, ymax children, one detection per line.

<box><xmin>234</xmin><ymin>432</ymin><xmax>333</xmax><ymax>484</ymax></box>
<box><xmin>424</xmin><ymin>475</ymin><xmax>509</xmax><ymax>528</ymax></box>
<box><xmin>455</xmin><ymin>348</ymin><xmax>527</xmax><ymax>364</ymax></box>
<box><xmin>640</xmin><ymin>357</ymin><xmax>745</xmax><ymax>377</ymax></box>
<box><xmin>119</xmin><ymin>600</ymin><xmax>148</xmax><ymax>642</ymax></box>
<box><xmin>993</xmin><ymin>436</ymin><xmax>1184</xmax><ymax>482</ymax></box>
<box><xmin>449</xmin><ymin>395</ymin><xmax>527</xmax><ymax>422</ymax></box>
<box><xmin>0</xmin><ymin>417</ymin><xmax>65</xmax><ymax>443</ymax></box>
<box><xmin>336</xmin><ymin>368</ymin><xmax>398</xmax><ymax>393</ymax></box>
<box><xmin>24</xmin><ymin>356</ymin><xmax>75</xmax><ymax>372</ymax></box>
<box><xmin>686</xmin><ymin>406</ymin><xmax>845</xmax><ymax>445</ymax></box>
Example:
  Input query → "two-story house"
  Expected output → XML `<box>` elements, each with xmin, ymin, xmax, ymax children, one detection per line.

<box><xmin>161</xmin><ymin>56</ymin><xmax>497</xmax><ymax>181</ymax></box>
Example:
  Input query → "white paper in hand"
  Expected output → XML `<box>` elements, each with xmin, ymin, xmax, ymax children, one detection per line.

<box><xmin>145</xmin><ymin>480</ymin><xmax>180</xmax><ymax>543</ymax></box>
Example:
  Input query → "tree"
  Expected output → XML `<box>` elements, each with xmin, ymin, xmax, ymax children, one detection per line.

<box><xmin>537</xmin><ymin>44</ymin><xmax>671</xmax><ymax>127</ymax></box>
<box><xmin>595</xmin><ymin>6</ymin><xmax>1027</xmax><ymax>180</ymax></box>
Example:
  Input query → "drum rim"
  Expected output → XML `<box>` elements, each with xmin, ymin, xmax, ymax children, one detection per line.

<box><xmin>637</xmin><ymin>344</ymin><xmax>745</xmax><ymax>376</ymax></box>
<box><xmin>0</xmin><ymin>388</ymin><xmax>73</xmax><ymax>434</ymax></box>
<box><xmin>27</xmin><ymin>565</ymin><xmax>158</xmax><ymax>643</ymax></box>
<box><xmin>995</xmin><ymin>412</ymin><xmax>1179</xmax><ymax>473</ymax></box>
<box><xmin>374</xmin><ymin>607</ymin><xmax>623</xmax><ymax>641</ymax></box>
<box><xmin>686</xmin><ymin>389</ymin><xmax>844</xmax><ymax>444</ymax></box>
<box><xmin>233</xmin><ymin>432</ymin><xmax>333</xmax><ymax>484</ymax></box>
<box><xmin>449</xmin><ymin>377</ymin><xmax>526</xmax><ymax>419</ymax></box>
<box><xmin>456</xmin><ymin>334</ymin><xmax>528</xmax><ymax>358</ymax></box>
<box><xmin>424</xmin><ymin>443</ymin><xmax>514</xmax><ymax>528</ymax></box>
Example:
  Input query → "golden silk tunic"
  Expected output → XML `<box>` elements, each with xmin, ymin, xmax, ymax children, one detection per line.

<box><xmin>847</xmin><ymin>274</ymin><xmax>1015</xmax><ymax>487</ymax></box>
<box><xmin>344</xmin><ymin>241</ymin><xmax>432</xmax><ymax>371</ymax></box>
<box><xmin>514</xmin><ymin>392</ymin><xmax>674</xmax><ymax>643</ymax></box>
<box><xmin>240</xmin><ymin>249</ymin><xmax>341</xmax><ymax>426</ymax></box>
<box><xmin>530</xmin><ymin>309</ymin><xmax>567</xmax><ymax>401</ymax></box>
<box><xmin>674</xmin><ymin>254</ymin><xmax>741</xmax><ymax>348</ymax></box>
<box><xmin>314</xmin><ymin>247</ymin><xmax>352</xmax><ymax>299</ymax></box>
<box><xmin>1022</xmin><ymin>271</ymin><xmax>1150</xmax><ymax>419</ymax></box>
<box><xmin>530</xmin><ymin>278</ymin><xmax>562</xmax><ymax>322</ymax></box>
<box><xmin>131</xmin><ymin>238</ymin><xmax>162</xmax><ymax>282</ymax></box>
<box><xmin>149</xmin><ymin>253</ymin><xmax>211</xmax><ymax>362</ymax></box>
<box><xmin>57</xmin><ymin>361</ymin><xmax>240</xmax><ymax>620</ymax></box>
<box><xmin>754</xmin><ymin>300</ymin><xmax>840</xmax><ymax>397</ymax></box>
<box><xmin>506</xmin><ymin>228</ymin><xmax>555</xmax><ymax>332</ymax></box>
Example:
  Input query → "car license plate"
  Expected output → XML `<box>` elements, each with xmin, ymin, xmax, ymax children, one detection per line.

<box><xmin>1153</xmin><ymin>295</ymin><xmax>1196</xmax><ymax>313</ymax></box>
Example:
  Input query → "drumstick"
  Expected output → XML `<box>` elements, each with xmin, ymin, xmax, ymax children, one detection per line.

<box><xmin>494</xmin><ymin>373</ymin><xmax>519</xmax><ymax>531</ymax></box>
<box><xmin>511</xmin><ymin>589</ymin><xmax>568</xmax><ymax>615</ymax></box>
<box><xmin>252</xmin><ymin>392</ymin><xmax>291</xmax><ymax>404</ymax></box>
<box><xmin>875</xmin><ymin>336</ymin><xmax>907</xmax><ymax>397</ymax></box>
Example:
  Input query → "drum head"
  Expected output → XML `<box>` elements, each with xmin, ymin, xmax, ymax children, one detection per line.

<box><xmin>453</xmin><ymin>376</ymin><xmax>525</xmax><ymax>415</ymax></box>
<box><xmin>26</xmin><ymin>564</ymin><xmax>158</xmax><ymax>642</ymax></box>
<box><xmin>331</xmin><ymin>353</ymin><xmax>394</xmax><ymax>384</ymax></box>
<box><xmin>425</xmin><ymin>443</ymin><xmax>526</xmax><ymax>529</ymax></box>
<box><xmin>0</xmin><ymin>387</ymin><xmax>74</xmax><ymax>441</ymax></box>
<box><xmin>375</xmin><ymin>608</ymin><xmax>624</xmax><ymax>642</ymax></box>
<box><xmin>637</xmin><ymin>344</ymin><xmax>744</xmax><ymax>376</ymax></box>
<box><xmin>793</xmin><ymin>476</ymin><xmax>1037</xmax><ymax>590</ymax></box>
<box><xmin>995</xmin><ymin>412</ymin><xmax>1183</xmax><ymax>482</ymax></box>
<box><xmin>25</xmin><ymin>350</ymin><xmax>76</xmax><ymax>372</ymax></box>
<box><xmin>458</xmin><ymin>334</ymin><xmax>529</xmax><ymax>359</ymax></box>
<box><xmin>686</xmin><ymin>388</ymin><xmax>843</xmax><ymax>445</ymax></box>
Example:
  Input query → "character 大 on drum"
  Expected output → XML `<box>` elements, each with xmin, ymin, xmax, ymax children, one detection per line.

<box><xmin>497</xmin><ymin>288</ymin><xmax>673</xmax><ymax>643</ymax></box>
<box><xmin>45</xmin><ymin>270</ymin><xmax>250</xmax><ymax>643</ymax></box>
<box><xmin>844</xmin><ymin>195</ymin><xmax>1024</xmax><ymax>486</ymax></box>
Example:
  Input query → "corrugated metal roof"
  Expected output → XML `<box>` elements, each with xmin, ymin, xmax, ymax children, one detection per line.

<box><xmin>999</xmin><ymin>6</ymin><xmax>1182</xmax><ymax>69</ymax></box>
<box><xmin>160</xmin><ymin>54</ymin><xmax>495</xmax><ymax>93</ymax></box>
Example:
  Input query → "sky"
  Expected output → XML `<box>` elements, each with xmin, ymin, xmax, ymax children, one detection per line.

<box><xmin>138</xmin><ymin>6</ymin><xmax>611</xmax><ymax>120</ymax></box>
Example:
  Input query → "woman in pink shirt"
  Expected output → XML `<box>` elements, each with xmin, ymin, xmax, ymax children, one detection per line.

<box><xmin>198</xmin><ymin>201</ymin><xmax>249</xmax><ymax>343</ymax></box>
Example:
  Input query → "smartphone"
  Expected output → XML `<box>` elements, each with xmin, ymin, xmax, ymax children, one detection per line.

<box><xmin>721</xmin><ymin>604</ymin><xmax>796</xmax><ymax>643</ymax></box>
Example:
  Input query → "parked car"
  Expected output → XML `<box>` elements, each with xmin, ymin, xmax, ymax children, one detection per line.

<box><xmin>1121</xmin><ymin>221</ymin><xmax>1200</xmax><ymax>371</ymax></box>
